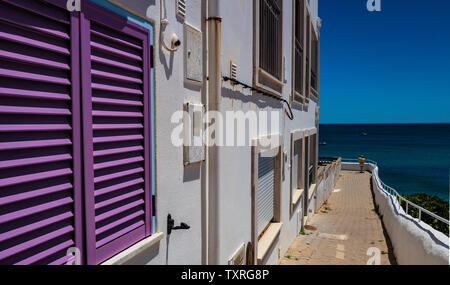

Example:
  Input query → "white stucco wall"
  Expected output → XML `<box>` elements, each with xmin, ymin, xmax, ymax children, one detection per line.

<box><xmin>315</xmin><ymin>161</ymin><xmax>341</xmax><ymax>212</ymax></box>
<box><xmin>217</xmin><ymin>0</ymin><xmax>320</xmax><ymax>264</ymax></box>
<box><xmin>342</xmin><ymin>163</ymin><xmax>449</xmax><ymax>265</ymax></box>
<box><xmin>108</xmin><ymin>0</ymin><xmax>205</xmax><ymax>265</ymax></box>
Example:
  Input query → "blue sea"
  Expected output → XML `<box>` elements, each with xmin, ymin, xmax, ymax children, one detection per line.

<box><xmin>319</xmin><ymin>124</ymin><xmax>450</xmax><ymax>201</ymax></box>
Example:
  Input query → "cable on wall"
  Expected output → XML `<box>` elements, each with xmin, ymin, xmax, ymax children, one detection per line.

<box><xmin>222</xmin><ymin>76</ymin><xmax>294</xmax><ymax>120</ymax></box>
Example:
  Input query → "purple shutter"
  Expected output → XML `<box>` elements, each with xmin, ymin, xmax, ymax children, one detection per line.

<box><xmin>0</xmin><ymin>0</ymin><xmax>83</xmax><ymax>265</ymax></box>
<box><xmin>80</xmin><ymin>2</ymin><xmax>152</xmax><ymax>264</ymax></box>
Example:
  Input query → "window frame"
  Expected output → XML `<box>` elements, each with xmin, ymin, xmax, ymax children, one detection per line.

<box><xmin>290</xmin><ymin>130</ymin><xmax>305</xmax><ymax>214</ymax></box>
<box><xmin>305</xmin><ymin>130</ymin><xmax>318</xmax><ymax>201</ymax></box>
<box><xmin>310</xmin><ymin>24</ymin><xmax>320</xmax><ymax>101</ymax></box>
<box><xmin>251</xmin><ymin>134</ymin><xmax>283</xmax><ymax>264</ymax></box>
<box><xmin>304</xmin><ymin>7</ymin><xmax>312</xmax><ymax>107</ymax></box>
<box><xmin>291</xmin><ymin>0</ymin><xmax>307</xmax><ymax>106</ymax></box>
<box><xmin>253</xmin><ymin>0</ymin><xmax>284</xmax><ymax>97</ymax></box>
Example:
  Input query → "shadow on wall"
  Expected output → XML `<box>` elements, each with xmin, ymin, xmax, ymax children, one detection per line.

<box><xmin>122</xmin><ymin>240</ymin><xmax>161</xmax><ymax>265</ymax></box>
<box><xmin>159</xmin><ymin>43</ymin><xmax>175</xmax><ymax>79</ymax></box>
<box><xmin>184</xmin><ymin>163</ymin><xmax>201</xmax><ymax>182</ymax></box>
<box><xmin>221</xmin><ymin>85</ymin><xmax>284</xmax><ymax>110</ymax></box>
<box><xmin>369</xmin><ymin>179</ymin><xmax>398</xmax><ymax>265</ymax></box>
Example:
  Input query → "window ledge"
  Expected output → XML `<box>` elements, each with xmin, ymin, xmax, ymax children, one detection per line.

<box><xmin>292</xmin><ymin>189</ymin><xmax>304</xmax><ymax>206</ymax></box>
<box><xmin>259</xmin><ymin>68</ymin><xmax>284</xmax><ymax>87</ymax></box>
<box><xmin>255</xmin><ymin>68</ymin><xmax>284</xmax><ymax>98</ymax></box>
<box><xmin>308</xmin><ymin>184</ymin><xmax>317</xmax><ymax>200</ymax></box>
<box><xmin>257</xmin><ymin>222</ymin><xmax>283</xmax><ymax>263</ymax></box>
<box><xmin>102</xmin><ymin>232</ymin><xmax>164</xmax><ymax>265</ymax></box>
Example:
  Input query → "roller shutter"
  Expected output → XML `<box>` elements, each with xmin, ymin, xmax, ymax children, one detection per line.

<box><xmin>256</xmin><ymin>155</ymin><xmax>275</xmax><ymax>237</ymax></box>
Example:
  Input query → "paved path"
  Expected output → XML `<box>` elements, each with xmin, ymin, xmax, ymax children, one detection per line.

<box><xmin>280</xmin><ymin>171</ymin><xmax>396</xmax><ymax>265</ymax></box>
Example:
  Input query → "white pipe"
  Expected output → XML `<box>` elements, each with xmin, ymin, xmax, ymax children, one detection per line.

<box><xmin>159</xmin><ymin>0</ymin><xmax>180</xmax><ymax>52</ymax></box>
<box><xmin>206</xmin><ymin>0</ymin><xmax>221</xmax><ymax>265</ymax></box>
<box><xmin>202</xmin><ymin>0</ymin><xmax>209</xmax><ymax>266</ymax></box>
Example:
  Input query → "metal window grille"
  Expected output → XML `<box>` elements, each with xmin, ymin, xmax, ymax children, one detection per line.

<box><xmin>294</xmin><ymin>0</ymin><xmax>304</xmax><ymax>94</ymax></box>
<box><xmin>311</xmin><ymin>36</ymin><xmax>318</xmax><ymax>91</ymax></box>
<box><xmin>260</xmin><ymin>0</ymin><xmax>282</xmax><ymax>80</ymax></box>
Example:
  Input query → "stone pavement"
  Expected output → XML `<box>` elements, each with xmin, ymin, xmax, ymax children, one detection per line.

<box><xmin>280</xmin><ymin>171</ymin><xmax>396</xmax><ymax>265</ymax></box>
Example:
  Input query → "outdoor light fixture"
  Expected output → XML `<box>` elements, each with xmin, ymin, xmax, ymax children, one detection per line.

<box><xmin>160</xmin><ymin>0</ymin><xmax>181</xmax><ymax>52</ymax></box>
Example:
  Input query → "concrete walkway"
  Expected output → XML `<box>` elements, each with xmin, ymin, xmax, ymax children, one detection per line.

<box><xmin>280</xmin><ymin>171</ymin><xmax>396</xmax><ymax>265</ymax></box>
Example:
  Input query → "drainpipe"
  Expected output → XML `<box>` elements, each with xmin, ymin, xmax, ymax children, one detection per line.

<box><xmin>206</xmin><ymin>0</ymin><xmax>221</xmax><ymax>265</ymax></box>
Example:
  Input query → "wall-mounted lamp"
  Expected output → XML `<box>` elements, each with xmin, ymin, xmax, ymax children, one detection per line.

<box><xmin>160</xmin><ymin>0</ymin><xmax>181</xmax><ymax>52</ymax></box>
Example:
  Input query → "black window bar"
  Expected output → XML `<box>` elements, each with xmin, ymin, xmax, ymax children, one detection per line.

<box><xmin>294</xmin><ymin>0</ymin><xmax>304</xmax><ymax>95</ymax></box>
<box><xmin>260</xmin><ymin>0</ymin><xmax>282</xmax><ymax>80</ymax></box>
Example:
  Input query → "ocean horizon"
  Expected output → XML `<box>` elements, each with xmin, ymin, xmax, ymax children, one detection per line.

<box><xmin>319</xmin><ymin>123</ymin><xmax>450</xmax><ymax>201</ymax></box>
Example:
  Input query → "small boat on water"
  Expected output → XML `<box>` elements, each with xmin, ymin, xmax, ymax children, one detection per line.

<box><xmin>319</xmin><ymin>142</ymin><xmax>327</xmax><ymax>146</ymax></box>
<box><xmin>361</xmin><ymin>132</ymin><xmax>368</xmax><ymax>136</ymax></box>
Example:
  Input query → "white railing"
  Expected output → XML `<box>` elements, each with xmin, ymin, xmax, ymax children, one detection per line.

<box><xmin>341</xmin><ymin>158</ymin><xmax>450</xmax><ymax>233</ymax></box>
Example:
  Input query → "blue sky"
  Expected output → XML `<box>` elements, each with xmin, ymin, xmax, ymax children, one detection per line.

<box><xmin>319</xmin><ymin>0</ymin><xmax>450</xmax><ymax>124</ymax></box>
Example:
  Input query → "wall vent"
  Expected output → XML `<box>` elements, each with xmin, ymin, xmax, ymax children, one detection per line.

<box><xmin>230</xmin><ymin>61</ymin><xmax>238</xmax><ymax>82</ymax></box>
<box><xmin>176</xmin><ymin>0</ymin><xmax>186</xmax><ymax>20</ymax></box>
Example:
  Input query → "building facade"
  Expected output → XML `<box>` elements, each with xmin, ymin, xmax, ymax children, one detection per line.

<box><xmin>0</xmin><ymin>0</ymin><xmax>326</xmax><ymax>265</ymax></box>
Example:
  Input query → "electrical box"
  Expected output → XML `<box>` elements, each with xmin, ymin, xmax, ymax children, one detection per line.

<box><xmin>184</xmin><ymin>102</ymin><xmax>205</xmax><ymax>165</ymax></box>
<box><xmin>184</xmin><ymin>23</ymin><xmax>203</xmax><ymax>83</ymax></box>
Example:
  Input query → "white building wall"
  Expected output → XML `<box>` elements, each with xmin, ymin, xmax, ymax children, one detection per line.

<box><xmin>217</xmin><ymin>0</ymin><xmax>320</xmax><ymax>264</ymax></box>
<box><xmin>105</xmin><ymin>0</ymin><xmax>321</xmax><ymax>265</ymax></box>
<box><xmin>109</xmin><ymin>0</ymin><xmax>205</xmax><ymax>265</ymax></box>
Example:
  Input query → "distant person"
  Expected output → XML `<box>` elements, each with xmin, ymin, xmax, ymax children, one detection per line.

<box><xmin>358</xmin><ymin>155</ymin><xmax>365</xmax><ymax>173</ymax></box>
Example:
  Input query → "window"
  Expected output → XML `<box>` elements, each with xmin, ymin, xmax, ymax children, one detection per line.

<box><xmin>293</xmin><ymin>0</ymin><xmax>305</xmax><ymax>104</ymax></box>
<box><xmin>260</xmin><ymin>0</ymin><xmax>282</xmax><ymax>80</ymax></box>
<box><xmin>291</xmin><ymin>133</ymin><xmax>305</xmax><ymax>211</ymax></box>
<box><xmin>307</xmin><ymin>134</ymin><xmax>317</xmax><ymax>188</ymax></box>
<box><xmin>255</xmin><ymin>0</ymin><xmax>283</xmax><ymax>96</ymax></box>
<box><xmin>0</xmin><ymin>0</ymin><xmax>154</xmax><ymax>265</ymax></box>
<box><xmin>293</xmin><ymin>2</ymin><xmax>319</xmax><ymax>105</ymax></box>
<box><xmin>292</xmin><ymin>141</ymin><xmax>300</xmax><ymax>191</ymax></box>
<box><xmin>251</xmin><ymin>135</ymin><xmax>282</xmax><ymax>264</ymax></box>
<box><xmin>305</xmin><ymin>14</ymin><xmax>311</xmax><ymax>103</ymax></box>
<box><xmin>311</xmin><ymin>29</ymin><xmax>319</xmax><ymax>97</ymax></box>
<box><xmin>257</xmin><ymin>155</ymin><xmax>276</xmax><ymax>237</ymax></box>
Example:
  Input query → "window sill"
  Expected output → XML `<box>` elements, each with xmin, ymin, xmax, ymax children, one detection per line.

<box><xmin>292</xmin><ymin>91</ymin><xmax>306</xmax><ymax>107</ymax></box>
<box><xmin>292</xmin><ymin>189</ymin><xmax>304</xmax><ymax>206</ymax></box>
<box><xmin>259</xmin><ymin>68</ymin><xmax>284</xmax><ymax>87</ymax></box>
<box><xmin>308</xmin><ymin>183</ymin><xmax>316</xmax><ymax>200</ymax></box>
<box><xmin>101</xmin><ymin>232</ymin><xmax>164</xmax><ymax>265</ymax></box>
<box><xmin>255</xmin><ymin>68</ymin><xmax>284</xmax><ymax>98</ymax></box>
<box><xmin>257</xmin><ymin>222</ymin><xmax>283</xmax><ymax>264</ymax></box>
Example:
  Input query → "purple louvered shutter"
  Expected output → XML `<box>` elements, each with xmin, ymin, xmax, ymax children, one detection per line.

<box><xmin>80</xmin><ymin>2</ymin><xmax>152</xmax><ymax>264</ymax></box>
<box><xmin>0</xmin><ymin>0</ymin><xmax>83</xmax><ymax>265</ymax></box>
